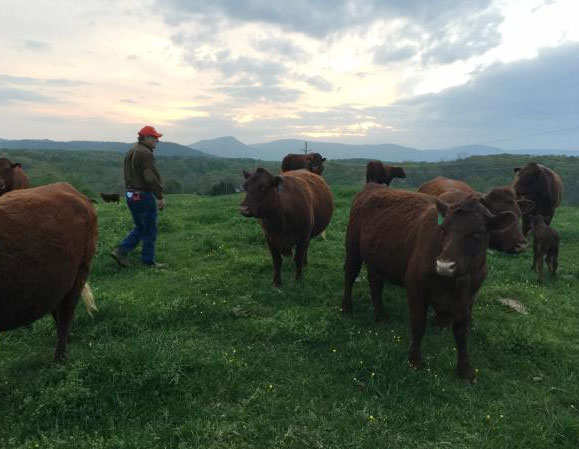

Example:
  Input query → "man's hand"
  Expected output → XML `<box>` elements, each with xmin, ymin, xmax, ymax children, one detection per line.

<box><xmin>158</xmin><ymin>198</ymin><xmax>166</xmax><ymax>210</ymax></box>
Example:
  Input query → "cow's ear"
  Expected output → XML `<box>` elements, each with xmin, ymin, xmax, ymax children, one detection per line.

<box><xmin>273</xmin><ymin>176</ymin><xmax>283</xmax><ymax>192</ymax></box>
<box><xmin>242</xmin><ymin>170</ymin><xmax>252</xmax><ymax>179</ymax></box>
<box><xmin>321</xmin><ymin>158</ymin><xmax>326</xmax><ymax>162</ymax></box>
<box><xmin>11</xmin><ymin>163</ymin><xmax>21</xmax><ymax>168</ymax></box>
<box><xmin>513</xmin><ymin>167</ymin><xmax>521</xmax><ymax>173</ymax></box>
<box><xmin>487</xmin><ymin>211</ymin><xmax>516</xmax><ymax>233</ymax></box>
<box><xmin>517</xmin><ymin>198</ymin><xmax>535</xmax><ymax>214</ymax></box>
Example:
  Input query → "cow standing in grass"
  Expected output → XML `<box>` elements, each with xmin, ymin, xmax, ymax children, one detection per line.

<box><xmin>419</xmin><ymin>176</ymin><xmax>533</xmax><ymax>254</ymax></box>
<box><xmin>512</xmin><ymin>162</ymin><xmax>563</xmax><ymax>236</ymax></box>
<box><xmin>0</xmin><ymin>158</ymin><xmax>29</xmax><ymax>196</ymax></box>
<box><xmin>365</xmin><ymin>161</ymin><xmax>406</xmax><ymax>186</ymax></box>
<box><xmin>281</xmin><ymin>153</ymin><xmax>326</xmax><ymax>175</ymax></box>
<box><xmin>0</xmin><ymin>183</ymin><xmax>98</xmax><ymax>362</ymax></box>
<box><xmin>240</xmin><ymin>168</ymin><xmax>333</xmax><ymax>287</ymax></box>
<box><xmin>342</xmin><ymin>184</ymin><xmax>515</xmax><ymax>381</ymax></box>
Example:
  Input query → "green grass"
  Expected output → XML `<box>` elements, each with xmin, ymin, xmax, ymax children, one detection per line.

<box><xmin>1</xmin><ymin>187</ymin><xmax>578</xmax><ymax>449</ymax></box>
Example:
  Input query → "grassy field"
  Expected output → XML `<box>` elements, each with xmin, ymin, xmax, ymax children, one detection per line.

<box><xmin>1</xmin><ymin>187</ymin><xmax>578</xmax><ymax>449</ymax></box>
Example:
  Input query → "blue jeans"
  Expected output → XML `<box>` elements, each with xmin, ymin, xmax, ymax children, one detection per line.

<box><xmin>119</xmin><ymin>192</ymin><xmax>158</xmax><ymax>264</ymax></box>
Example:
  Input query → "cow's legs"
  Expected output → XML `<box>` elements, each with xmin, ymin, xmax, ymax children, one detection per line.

<box><xmin>407</xmin><ymin>297</ymin><xmax>427</xmax><ymax>370</ymax></box>
<box><xmin>267</xmin><ymin>240</ymin><xmax>283</xmax><ymax>288</ymax></box>
<box><xmin>536</xmin><ymin>254</ymin><xmax>544</xmax><ymax>281</ymax></box>
<box><xmin>547</xmin><ymin>246</ymin><xmax>558</xmax><ymax>276</ymax></box>
<box><xmin>368</xmin><ymin>270</ymin><xmax>386</xmax><ymax>322</ymax></box>
<box><xmin>293</xmin><ymin>237</ymin><xmax>310</xmax><ymax>281</ymax></box>
<box><xmin>453</xmin><ymin>319</ymin><xmax>474</xmax><ymax>381</ymax></box>
<box><xmin>342</xmin><ymin>239</ymin><xmax>362</xmax><ymax>315</ymax></box>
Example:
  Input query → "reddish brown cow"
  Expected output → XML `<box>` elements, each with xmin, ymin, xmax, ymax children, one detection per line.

<box><xmin>0</xmin><ymin>158</ymin><xmax>29</xmax><ymax>196</ymax></box>
<box><xmin>366</xmin><ymin>161</ymin><xmax>406</xmax><ymax>186</ymax></box>
<box><xmin>529</xmin><ymin>215</ymin><xmax>559</xmax><ymax>281</ymax></box>
<box><xmin>342</xmin><ymin>184</ymin><xmax>515</xmax><ymax>381</ymax></box>
<box><xmin>0</xmin><ymin>183</ymin><xmax>98</xmax><ymax>362</ymax></box>
<box><xmin>512</xmin><ymin>162</ymin><xmax>563</xmax><ymax>236</ymax></box>
<box><xmin>240</xmin><ymin>168</ymin><xmax>333</xmax><ymax>287</ymax></box>
<box><xmin>100</xmin><ymin>192</ymin><xmax>121</xmax><ymax>203</ymax></box>
<box><xmin>281</xmin><ymin>153</ymin><xmax>326</xmax><ymax>175</ymax></box>
<box><xmin>419</xmin><ymin>176</ymin><xmax>533</xmax><ymax>253</ymax></box>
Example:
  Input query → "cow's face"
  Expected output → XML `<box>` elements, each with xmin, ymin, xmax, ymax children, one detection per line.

<box><xmin>513</xmin><ymin>162</ymin><xmax>541</xmax><ymax>198</ymax></box>
<box><xmin>436</xmin><ymin>197</ymin><xmax>516</xmax><ymax>277</ymax></box>
<box><xmin>0</xmin><ymin>158</ymin><xmax>15</xmax><ymax>195</ymax></box>
<box><xmin>481</xmin><ymin>188</ymin><xmax>534</xmax><ymax>253</ymax></box>
<box><xmin>240</xmin><ymin>168</ymin><xmax>283</xmax><ymax>218</ymax></box>
<box><xmin>384</xmin><ymin>165</ymin><xmax>406</xmax><ymax>185</ymax></box>
<box><xmin>307</xmin><ymin>153</ymin><xmax>326</xmax><ymax>175</ymax></box>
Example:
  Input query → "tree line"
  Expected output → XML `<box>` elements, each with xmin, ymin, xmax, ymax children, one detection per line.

<box><xmin>1</xmin><ymin>149</ymin><xmax>578</xmax><ymax>204</ymax></box>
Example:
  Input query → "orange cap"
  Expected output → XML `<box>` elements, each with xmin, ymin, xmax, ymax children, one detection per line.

<box><xmin>138</xmin><ymin>126</ymin><xmax>163</xmax><ymax>138</ymax></box>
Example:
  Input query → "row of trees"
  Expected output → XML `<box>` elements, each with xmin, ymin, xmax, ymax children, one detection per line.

<box><xmin>2</xmin><ymin>149</ymin><xmax>579</xmax><ymax>204</ymax></box>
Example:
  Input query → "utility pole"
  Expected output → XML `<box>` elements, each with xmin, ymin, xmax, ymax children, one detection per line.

<box><xmin>302</xmin><ymin>141</ymin><xmax>308</xmax><ymax>154</ymax></box>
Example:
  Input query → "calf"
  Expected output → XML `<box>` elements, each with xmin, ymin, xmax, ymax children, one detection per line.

<box><xmin>240</xmin><ymin>168</ymin><xmax>333</xmax><ymax>287</ymax></box>
<box><xmin>419</xmin><ymin>177</ymin><xmax>533</xmax><ymax>253</ymax></box>
<box><xmin>530</xmin><ymin>215</ymin><xmax>559</xmax><ymax>280</ymax></box>
<box><xmin>0</xmin><ymin>183</ymin><xmax>98</xmax><ymax>362</ymax></box>
<box><xmin>366</xmin><ymin>161</ymin><xmax>406</xmax><ymax>186</ymax></box>
<box><xmin>100</xmin><ymin>192</ymin><xmax>120</xmax><ymax>203</ymax></box>
<box><xmin>281</xmin><ymin>153</ymin><xmax>326</xmax><ymax>175</ymax></box>
<box><xmin>342</xmin><ymin>184</ymin><xmax>515</xmax><ymax>381</ymax></box>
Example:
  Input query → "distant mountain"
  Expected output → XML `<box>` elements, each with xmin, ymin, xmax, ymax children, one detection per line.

<box><xmin>0</xmin><ymin>138</ymin><xmax>212</xmax><ymax>158</ymax></box>
<box><xmin>190</xmin><ymin>136</ymin><xmax>259</xmax><ymax>159</ymax></box>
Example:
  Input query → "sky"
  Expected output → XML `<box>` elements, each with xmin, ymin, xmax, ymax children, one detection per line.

<box><xmin>0</xmin><ymin>0</ymin><xmax>578</xmax><ymax>150</ymax></box>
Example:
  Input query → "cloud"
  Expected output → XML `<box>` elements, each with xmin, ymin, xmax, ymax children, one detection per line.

<box><xmin>120</xmin><ymin>99</ymin><xmax>138</xmax><ymax>104</ymax></box>
<box><xmin>24</xmin><ymin>40</ymin><xmax>51</xmax><ymax>52</ymax></box>
<box><xmin>374</xmin><ymin>45</ymin><xmax>418</xmax><ymax>65</ymax></box>
<box><xmin>0</xmin><ymin>74</ymin><xmax>86</xmax><ymax>87</ymax></box>
<box><xmin>157</xmin><ymin>0</ymin><xmax>495</xmax><ymax>39</ymax></box>
<box><xmin>0</xmin><ymin>88</ymin><xmax>57</xmax><ymax>104</ymax></box>
<box><xmin>366</xmin><ymin>43</ymin><xmax>579</xmax><ymax>148</ymax></box>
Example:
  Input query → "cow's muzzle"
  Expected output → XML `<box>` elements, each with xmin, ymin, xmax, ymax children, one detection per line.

<box><xmin>514</xmin><ymin>241</ymin><xmax>528</xmax><ymax>253</ymax></box>
<box><xmin>239</xmin><ymin>205</ymin><xmax>253</xmax><ymax>217</ymax></box>
<box><xmin>436</xmin><ymin>259</ymin><xmax>456</xmax><ymax>277</ymax></box>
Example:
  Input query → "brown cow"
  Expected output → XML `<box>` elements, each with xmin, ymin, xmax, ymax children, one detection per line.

<box><xmin>100</xmin><ymin>192</ymin><xmax>121</xmax><ymax>203</ymax></box>
<box><xmin>529</xmin><ymin>215</ymin><xmax>559</xmax><ymax>281</ymax></box>
<box><xmin>0</xmin><ymin>158</ymin><xmax>29</xmax><ymax>196</ymax></box>
<box><xmin>342</xmin><ymin>184</ymin><xmax>515</xmax><ymax>381</ymax></box>
<box><xmin>0</xmin><ymin>183</ymin><xmax>98</xmax><ymax>362</ymax></box>
<box><xmin>281</xmin><ymin>153</ymin><xmax>326</xmax><ymax>175</ymax></box>
<box><xmin>512</xmin><ymin>162</ymin><xmax>563</xmax><ymax>236</ymax></box>
<box><xmin>240</xmin><ymin>167</ymin><xmax>333</xmax><ymax>287</ymax></box>
<box><xmin>366</xmin><ymin>161</ymin><xmax>406</xmax><ymax>186</ymax></box>
<box><xmin>419</xmin><ymin>176</ymin><xmax>533</xmax><ymax>253</ymax></box>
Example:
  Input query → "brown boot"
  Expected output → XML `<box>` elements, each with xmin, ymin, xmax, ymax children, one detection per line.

<box><xmin>110</xmin><ymin>247</ymin><xmax>130</xmax><ymax>267</ymax></box>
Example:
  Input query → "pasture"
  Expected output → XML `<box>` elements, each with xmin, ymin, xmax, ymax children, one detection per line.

<box><xmin>1</xmin><ymin>188</ymin><xmax>578</xmax><ymax>448</ymax></box>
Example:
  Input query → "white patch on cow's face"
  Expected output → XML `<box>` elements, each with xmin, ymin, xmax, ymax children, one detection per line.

<box><xmin>436</xmin><ymin>259</ymin><xmax>456</xmax><ymax>277</ymax></box>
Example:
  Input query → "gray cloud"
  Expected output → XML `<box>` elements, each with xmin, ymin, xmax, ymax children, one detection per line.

<box><xmin>24</xmin><ymin>40</ymin><xmax>51</xmax><ymax>52</ymax></box>
<box><xmin>120</xmin><ymin>99</ymin><xmax>138</xmax><ymax>104</ymax></box>
<box><xmin>157</xmin><ymin>0</ymin><xmax>495</xmax><ymax>39</ymax></box>
<box><xmin>0</xmin><ymin>74</ymin><xmax>86</xmax><ymax>87</ymax></box>
<box><xmin>374</xmin><ymin>45</ymin><xmax>418</xmax><ymax>65</ymax></box>
<box><xmin>0</xmin><ymin>88</ymin><xmax>57</xmax><ymax>104</ymax></box>
<box><xmin>252</xmin><ymin>37</ymin><xmax>307</xmax><ymax>60</ymax></box>
<box><xmin>366</xmin><ymin>43</ymin><xmax>579</xmax><ymax>148</ymax></box>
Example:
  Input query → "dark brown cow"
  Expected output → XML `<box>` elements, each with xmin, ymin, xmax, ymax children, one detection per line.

<box><xmin>419</xmin><ymin>176</ymin><xmax>533</xmax><ymax>253</ymax></box>
<box><xmin>342</xmin><ymin>184</ymin><xmax>515</xmax><ymax>381</ymax></box>
<box><xmin>0</xmin><ymin>183</ymin><xmax>98</xmax><ymax>362</ymax></box>
<box><xmin>0</xmin><ymin>158</ymin><xmax>29</xmax><ymax>196</ymax></box>
<box><xmin>512</xmin><ymin>162</ymin><xmax>563</xmax><ymax>236</ymax></box>
<box><xmin>240</xmin><ymin>167</ymin><xmax>333</xmax><ymax>287</ymax></box>
<box><xmin>281</xmin><ymin>153</ymin><xmax>326</xmax><ymax>175</ymax></box>
<box><xmin>530</xmin><ymin>215</ymin><xmax>559</xmax><ymax>281</ymax></box>
<box><xmin>100</xmin><ymin>192</ymin><xmax>120</xmax><ymax>203</ymax></box>
<box><xmin>366</xmin><ymin>161</ymin><xmax>406</xmax><ymax>186</ymax></box>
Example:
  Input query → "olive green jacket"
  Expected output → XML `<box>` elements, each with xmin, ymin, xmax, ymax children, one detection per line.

<box><xmin>123</xmin><ymin>143</ymin><xmax>163</xmax><ymax>199</ymax></box>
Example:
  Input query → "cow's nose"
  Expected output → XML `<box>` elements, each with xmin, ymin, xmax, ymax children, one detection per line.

<box><xmin>239</xmin><ymin>205</ymin><xmax>251</xmax><ymax>216</ymax></box>
<box><xmin>436</xmin><ymin>259</ymin><xmax>456</xmax><ymax>277</ymax></box>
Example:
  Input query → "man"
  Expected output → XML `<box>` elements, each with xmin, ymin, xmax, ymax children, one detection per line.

<box><xmin>111</xmin><ymin>126</ymin><xmax>166</xmax><ymax>268</ymax></box>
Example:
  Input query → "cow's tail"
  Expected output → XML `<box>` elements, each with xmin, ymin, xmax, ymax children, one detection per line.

<box><xmin>81</xmin><ymin>282</ymin><xmax>98</xmax><ymax>317</ymax></box>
